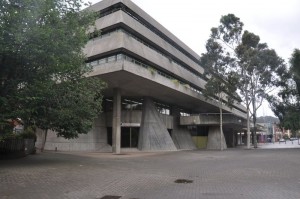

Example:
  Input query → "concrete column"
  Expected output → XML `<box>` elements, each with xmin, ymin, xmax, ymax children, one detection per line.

<box><xmin>207</xmin><ymin>126</ymin><xmax>227</xmax><ymax>150</ymax></box>
<box><xmin>138</xmin><ymin>98</ymin><xmax>177</xmax><ymax>151</ymax></box>
<box><xmin>171</xmin><ymin>106</ymin><xmax>196</xmax><ymax>150</ymax></box>
<box><xmin>112</xmin><ymin>88</ymin><xmax>121</xmax><ymax>154</ymax></box>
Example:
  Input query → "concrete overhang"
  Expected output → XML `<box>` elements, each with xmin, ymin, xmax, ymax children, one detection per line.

<box><xmin>87</xmin><ymin>60</ymin><xmax>247</xmax><ymax>119</ymax></box>
<box><xmin>180</xmin><ymin>114</ymin><xmax>247</xmax><ymax>128</ymax></box>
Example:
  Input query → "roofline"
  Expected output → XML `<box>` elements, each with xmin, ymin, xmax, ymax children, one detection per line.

<box><xmin>86</xmin><ymin>0</ymin><xmax>201</xmax><ymax>62</ymax></box>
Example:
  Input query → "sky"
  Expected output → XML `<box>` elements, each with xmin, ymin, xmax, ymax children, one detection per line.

<box><xmin>87</xmin><ymin>0</ymin><xmax>300</xmax><ymax>117</ymax></box>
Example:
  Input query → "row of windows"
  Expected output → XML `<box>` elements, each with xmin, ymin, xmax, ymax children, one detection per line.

<box><xmin>89</xmin><ymin>28</ymin><xmax>206</xmax><ymax>89</ymax></box>
<box><xmin>126</xmin><ymin>29</ymin><xmax>202</xmax><ymax>80</ymax></box>
<box><xmin>180</xmin><ymin>112</ymin><xmax>191</xmax><ymax>116</ymax></box>
<box><xmin>96</xmin><ymin>4</ymin><xmax>201</xmax><ymax>69</ymax></box>
<box><xmin>87</xmin><ymin>53</ymin><xmax>203</xmax><ymax>96</ymax></box>
<box><xmin>103</xmin><ymin>98</ymin><xmax>171</xmax><ymax>115</ymax></box>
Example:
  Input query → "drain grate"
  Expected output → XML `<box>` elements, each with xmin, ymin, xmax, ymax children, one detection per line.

<box><xmin>99</xmin><ymin>196</ymin><xmax>122</xmax><ymax>199</ymax></box>
<box><xmin>174</xmin><ymin>179</ymin><xmax>193</xmax><ymax>184</ymax></box>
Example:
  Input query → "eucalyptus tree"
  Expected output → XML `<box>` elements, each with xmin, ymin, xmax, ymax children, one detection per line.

<box><xmin>200</xmin><ymin>39</ymin><xmax>239</xmax><ymax>150</ymax></box>
<box><xmin>269</xmin><ymin>49</ymin><xmax>300</xmax><ymax>137</ymax></box>
<box><xmin>201</xmin><ymin>14</ymin><xmax>284</xmax><ymax>148</ymax></box>
<box><xmin>290</xmin><ymin>49</ymin><xmax>300</xmax><ymax>94</ymax></box>
<box><xmin>0</xmin><ymin>0</ymin><xmax>105</xmax><ymax>149</ymax></box>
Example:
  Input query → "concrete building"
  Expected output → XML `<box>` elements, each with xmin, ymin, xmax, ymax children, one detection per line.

<box><xmin>36</xmin><ymin>0</ymin><xmax>247</xmax><ymax>152</ymax></box>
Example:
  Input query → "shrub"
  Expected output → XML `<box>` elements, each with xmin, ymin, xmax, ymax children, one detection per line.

<box><xmin>20</xmin><ymin>126</ymin><xmax>37</xmax><ymax>142</ymax></box>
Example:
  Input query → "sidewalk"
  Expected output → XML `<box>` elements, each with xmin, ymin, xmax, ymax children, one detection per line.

<box><xmin>237</xmin><ymin>140</ymin><xmax>300</xmax><ymax>149</ymax></box>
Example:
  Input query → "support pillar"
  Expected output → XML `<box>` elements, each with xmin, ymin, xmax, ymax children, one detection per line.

<box><xmin>112</xmin><ymin>88</ymin><xmax>121</xmax><ymax>154</ymax></box>
<box><xmin>207</xmin><ymin>126</ymin><xmax>227</xmax><ymax>150</ymax></box>
<box><xmin>171</xmin><ymin>107</ymin><xmax>196</xmax><ymax>150</ymax></box>
<box><xmin>138</xmin><ymin>98</ymin><xmax>177</xmax><ymax>151</ymax></box>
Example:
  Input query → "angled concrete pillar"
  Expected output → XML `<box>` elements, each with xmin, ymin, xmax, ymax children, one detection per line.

<box><xmin>171</xmin><ymin>107</ymin><xmax>196</xmax><ymax>150</ymax></box>
<box><xmin>112</xmin><ymin>88</ymin><xmax>121</xmax><ymax>154</ymax></box>
<box><xmin>207</xmin><ymin>126</ymin><xmax>227</xmax><ymax>150</ymax></box>
<box><xmin>138</xmin><ymin>98</ymin><xmax>177</xmax><ymax>151</ymax></box>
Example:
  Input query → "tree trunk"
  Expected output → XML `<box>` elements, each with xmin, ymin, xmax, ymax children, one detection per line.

<box><xmin>246</xmin><ymin>101</ymin><xmax>251</xmax><ymax>149</ymax></box>
<box><xmin>41</xmin><ymin>129</ymin><xmax>48</xmax><ymax>152</ymax></box>
<box><xmin>246</xmin><ymin>108</ymin><xmax>251</xmax><ymax>149</ymax></box>
<box><xmin>220</xmin><ymin>107</ymin><xmax>223</xmax><ymax>151</ymax></box>
<box><xmin>252</xmin><ymin>98</ymin><xmax>258</xmax><ymax>148</ymax></box>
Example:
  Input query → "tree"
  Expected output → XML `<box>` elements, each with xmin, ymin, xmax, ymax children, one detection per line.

<box><xmin>201</xmin><ymin>14</ymin><xmax>284</xmax><ymax>148</ymax></box>
<box><xmin>269</xmin><ymin>49</ymin><xmax>300</xmax><ymax>136</ymax></box>
<box><xmin>0</xmin><ymin>0</ymin><xmax>105</xmax><ymax>148</ymax></box>
<box><xmin>200</xmin><ymin>38</ymin><xmax>239</xmax><ymax>150</ymax></box>
<box><xmin>290</xmin><ymin>49</ymin><xmax>300</xmax><ymax>95</ymax></box>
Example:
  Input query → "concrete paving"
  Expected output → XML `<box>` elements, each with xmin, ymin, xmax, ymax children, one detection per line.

<box><xmin>1</xmin><ymin>148</ymin><xmax>300</xmax><ymax>199</ymax></box>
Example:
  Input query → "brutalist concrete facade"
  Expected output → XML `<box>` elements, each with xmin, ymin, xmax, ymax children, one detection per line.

<box><xmin>36</xmin><ymin>0</ymin><xmax>247</xmax><ymax>152</ymax></box>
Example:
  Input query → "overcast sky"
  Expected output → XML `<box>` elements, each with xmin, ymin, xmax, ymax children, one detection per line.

<box><xmin>87</xmin><ymin>0</ymin><xmax>300</xmax><ymax>116</ymax></box>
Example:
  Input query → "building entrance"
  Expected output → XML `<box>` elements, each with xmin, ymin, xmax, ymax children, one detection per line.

<box><xmin>107</xmin><ymin>127</ymin><xmax>139</xmax><ymax>148</ymax></box>
<box><xmin>121</xmin><ymin>127</ymin><xmax>139</xmax><ymax>148</ymax></box>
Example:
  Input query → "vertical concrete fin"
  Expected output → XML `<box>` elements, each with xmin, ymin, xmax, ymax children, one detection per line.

<box><xmin>138</xmin><ymin>98</ymin><xmax>177</xmax><ymax>151</ymax></box>
<box><xmin>171</xmin><ymin>107</ymin><xmax>196</xmax><ymax>150</ymax></box>
<box><xmin>206</xmin><ymin>126</ymin><xmax>227</xmax><ymax>150</ymax></box>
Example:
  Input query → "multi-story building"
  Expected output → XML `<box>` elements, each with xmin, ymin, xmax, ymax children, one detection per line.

<box><xmin>37</xmin><ymin>0</ymin><xmax>247</xmax><ymax>152</ymax></box>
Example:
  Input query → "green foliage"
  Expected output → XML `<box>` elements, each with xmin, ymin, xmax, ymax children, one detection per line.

<box><xmin>201</xmin><ymin>14</ymin><xmax>284</xmax><ymax>148</ymax></box>
<box><xmin>269</xmin><ymin>49</ymin><xmax>300</xmax><ymax>133</ymax></box>
<box><xmin>183</xmin><ymin>84</ymin><xmax>190</xmax><ymax>89</ymax></box>
<box><xmin>148</xmin><ymin>67</ymin><xmax>156</xmax><ymax>76</ymax></box>
<box><xmin>19</xmin><ymin>126</ymin><xmax>37</xmax><ymax>141</ymax></box>
<box><xmin>282</xmin><ymin>134</ymin><xmax>289</xmax><ymax>140</ymax></box>
<box><xmin>0</xmin><ymin>0</ymin><xmax>105</xmax><ymax>139</ymax></box>
<box><xmin>171</xmin><ymin>79</ymin><xmax>180</xmax><ymax>87</ymax></box>
<box><xmin>290</xmin><ymin>49</ymin><xmax>300</xmax><ymax>95</ymax></box>
<box><xmin>0</xmin><ymin>133</ymin><xmax>19</xmax><ymax>142</ymax></box>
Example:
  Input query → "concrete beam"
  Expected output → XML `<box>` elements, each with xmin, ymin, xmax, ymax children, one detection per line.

<box><xmin>180</xmin><ymin>114</ymin><xmax>246</xmax><ymax>127</ymax></box>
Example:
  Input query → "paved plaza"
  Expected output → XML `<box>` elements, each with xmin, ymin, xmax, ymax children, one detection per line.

<box><xmin>1</xmin><ymin>148</ymin><xmax>300</xmax><ymax>199</ymax></box>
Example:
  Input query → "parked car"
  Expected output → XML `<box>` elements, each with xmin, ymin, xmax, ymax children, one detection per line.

<box><xmin>279</xmin><ymin>139</ymin><xmax>285</xmax><ymax>142</ymax></box>
<box><xmin>290</xmin><ymin>137</ymin><xmax>297</xmax><ymax>141</ymax></box>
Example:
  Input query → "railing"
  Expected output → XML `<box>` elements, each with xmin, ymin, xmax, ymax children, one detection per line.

<box><xmin>0</xmin><ymin>139</ymin><xmax>25</xmax><ymax>159</ymax></box>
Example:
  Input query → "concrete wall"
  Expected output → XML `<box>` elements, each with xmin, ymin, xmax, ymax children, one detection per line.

<box><xmin>138</xmin><ymin>98</ymin><xmax>177</xmax><ymax>151</ymax></box>
<box><xmin>171</xmin><ymin>107</ymin><xmax>196</xmax><ymax>150</ymax></box>
<box><xmin>105</xmin><ymin>110</ymin><xmax>173</xmax><ymax>129</ymax></box>
<box><xmin>106</xmin><ymin>111</ymin><xmax>142</xmax><ymax>127</ymax></box>
<box><xmin>36</xmin><ymin>113</ymin><xmax>112</xmax><ymax>152</ymax></box>
<box><xmin>159</xmin><ymin>114</ymin><xmax>173</xmax><ymax>130</ymax></box>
